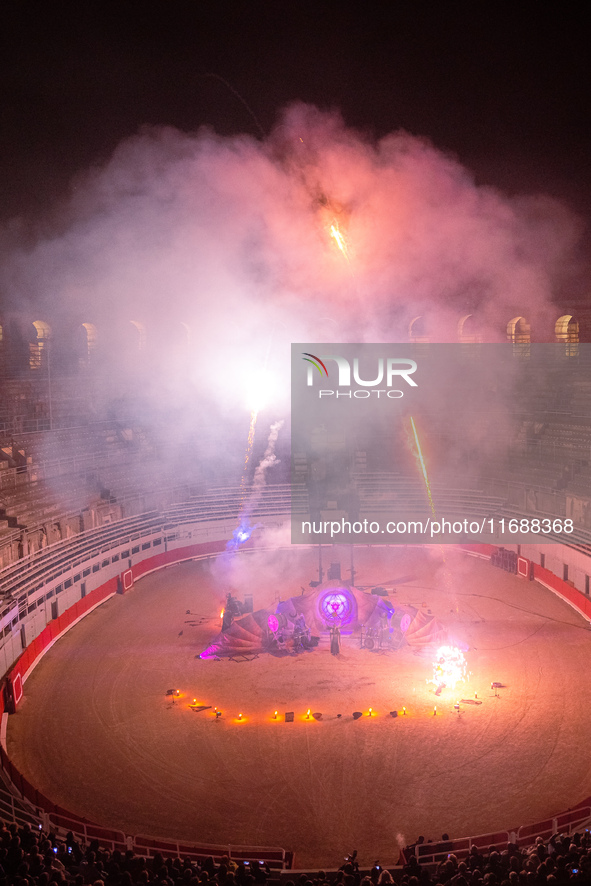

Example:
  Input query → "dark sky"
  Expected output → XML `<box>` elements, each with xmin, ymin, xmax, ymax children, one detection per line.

<box><xmin>1</xmin><ymin>2</ymin><xmax>590</xmax><ymax>223</ymax></box>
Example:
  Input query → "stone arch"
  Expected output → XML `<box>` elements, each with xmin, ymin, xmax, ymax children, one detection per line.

<box><xmin>180</xmin><ymin>321</ymin><xmax>191</xmax><ymax>346</ymax></box>
<box><xmin>30</xmin><ymin>320</ymin><xmax>51</xmax><ymax>370</ymax></box>
<box><xmin>457</xmin><ymin>314</ymin><xmax>482</xmax><ymax>343</ymax></box>
<box><xmin>129</xmin><ymin>320</ymin><xmax>147</xmax><ymax>352</ymax></box>
<box><xmin>555</xmin><ymin>314</ymin><xmax>579</xmax><ymax>357</ymax></box>
<box><xmin>73</xmin><ymin>322</ymin><xmax>98</xmax><ymax>366</ymax></box>
<box><xmin>82</xmin><ymin>322</ymin><xmax>98</xmax><ymax>356</ymax></box>
<box><xmin>507</xmin><ymin>316</ymin><xmax>531</xmax><ymax>358</ymax></box>
<box><xmin>409</xmin><ymin>316</ymin><xmax>429</xmax><ymax>343</ymax></box>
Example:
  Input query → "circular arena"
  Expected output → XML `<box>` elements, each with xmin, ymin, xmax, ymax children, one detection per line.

<box><xmin>2</xmin><ymin>477</ymin><xmax>591</xmax><ymax>869</ymax></box>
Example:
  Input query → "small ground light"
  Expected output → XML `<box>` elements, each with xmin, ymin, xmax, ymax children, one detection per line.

<box><xmin>454</xmin><ymin>702</ymin><xmax>460</xmax><ymax>712</ymax></box>
<box><xmin>175</xmin><ymin>689</ymin><xmax>180</xmax><ymax>696</ymax></box>
<box><xmin>474</xmin><ymin>692</ymin><xmax>478</xmax><ymax>699</ymax></box>
<box><xmin>402</xmin><ymin>706</ymin><xmax>406</xmax><ymax>715</ymax></box>
<box><xmin>273</xmin><ymin>711</ymin><xmax>278</xmax><ymax>719</ymax></box>
<box><xmin>238</xmin><ymin>713</ymin><xmax>243</xmax><ymax>720</ymax></box>
<box><xmin>368</xmin><ymin>707</ymin><xmax>373</xmax><ymax>717</ymax></box>
<box><xmin>434</xmin><ymin>706</ymin><xmax>437</xmax><ymax>715</ymax></box>
<box><xmin>306</xmin><ymin>709</ymin><xmax>311</xmax><ymax>719</ymax></box>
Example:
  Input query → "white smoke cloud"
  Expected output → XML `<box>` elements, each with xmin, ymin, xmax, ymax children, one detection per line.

<box><xmin>0</xmin><ymin>102</ymin><xmax>584</xmax><ymax>505</ymax></box>
<box><xmin>1</xmin><ymin>104</ymin><xmax>581</xmax><ymax>375</ymax></box>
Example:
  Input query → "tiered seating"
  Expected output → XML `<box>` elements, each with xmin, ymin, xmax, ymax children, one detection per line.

<box><xmin>566</xmin><ymin>465</ymin><xmax>591</xmax><ymax>498</ymax></box>
<box><xmin>539</xmin><ymin>421</ymin><xmax>591</xmax><ymax>460</ymax></box>
<box><xmin>484</xmin><ymin>457</ymin><xmax>569</xmax><ymax>490</ymax></box>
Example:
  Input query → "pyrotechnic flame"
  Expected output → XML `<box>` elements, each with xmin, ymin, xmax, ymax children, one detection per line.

<box><xmin>409</xmin><ymin>416</ymin><xmax>436</xmax><ymax>518</ymax></box>
<box><xmin>330</xmin><ymin>222</ymin><xmax>350</xmax><ymax>262</ymax></box>
<box><xmin>429</xmin><ymin>645</ymin><xmax>467</xmax><ymax>692</ymax></box>
<box><xmin>243</xmin><ymin>366</ymin><xmax>278</xmax><ymax>415</ymax></box>
<box><xmin>240</xmin><ymin>409</ymin><xmax>258</xmax><ymax>487</ymax></box>
<box><xmin>228</xmin><ymin>418</ymin><xmax>284</xmax><ymax>552</ymax></box>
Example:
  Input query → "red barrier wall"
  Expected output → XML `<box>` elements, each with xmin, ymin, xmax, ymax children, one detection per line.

<box><xmin>457</xmin><ymin>543</ymin><xmax>494</xmax><ymax>558</ymax></box>
<box><xmin>532</xmin><ymin>563</ymin><xmax>591</xmax><ymax>620</ymax></box>
<box><xmin>5</xmin><ymin>540</ymin><xmax>229</xmax><ymax>706</ymax></box>
<box><xmin>7</xmin><ymin>576</ymin><xmax>119</xmax><ymax>697</ymax></box>
<box><xmin>131</xmin><ymin>540</ymin><xmax>226</xmax><ymax>582</ymax></box>
<box><xmin>0</xmin><ymin>535</ymin><xmax>291</xmax><ymax>865</ymax></box>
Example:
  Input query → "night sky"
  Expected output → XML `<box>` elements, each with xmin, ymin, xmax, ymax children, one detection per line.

<box><xmin>1</xmin><ymin>2</ymin><xmax>590</xmax><ymax>226</ymax></box>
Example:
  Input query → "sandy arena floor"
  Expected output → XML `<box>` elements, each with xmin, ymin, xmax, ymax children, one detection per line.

<box><xmin>7</xmin><ymin>545</ymin><xmax>591</xmax><ymax>869</ymax></box>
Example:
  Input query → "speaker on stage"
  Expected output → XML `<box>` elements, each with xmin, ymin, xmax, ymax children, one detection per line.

<box><xmin>352</xmin><ymin>711</ymin><xmax>362</xmax><ymax>720</ymax></box>
<box><xmin>285</xmin><ymin>712</ymin><xmax>294</xmax><ymax>722</ymax></box>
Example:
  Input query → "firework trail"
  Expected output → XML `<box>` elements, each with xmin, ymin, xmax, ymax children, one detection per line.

<box><xmin>409</xmin><ymin>416</ymin><xmax>436</xmax><ymax>518</ymax></box>
<box><xmin>408</xmin><ymin>416</ymin><xmax>454</xmax><ymax>593</ymax></box>
<box><xmin>240</xmin><ymin>409</ymin><xmax>259</xmax><ymax>497</ymax></box>
<box><xmin>228</xmin><ymin>419</ymin><xmax>285</xmax><ymax>551</ymax></box>
<box><xmin>330</xmin><ymin>221</ymin><xmax>350</xmax><ymax>263</ymax></box>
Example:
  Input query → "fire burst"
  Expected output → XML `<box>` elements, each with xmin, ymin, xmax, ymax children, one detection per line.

<box><xmin>330</xmin><ymin>222</ymin><xmax>350</xmax><ymax>262</ymax></box>
<box><xmin>429</xmin><ymin>646</ymin><xmax>467</xmax><ymax>693</ymax></box>
<box><xmin>409</xmin><ymin>416</ymin><xmax>436</xmax><ymax>517</ymax></box>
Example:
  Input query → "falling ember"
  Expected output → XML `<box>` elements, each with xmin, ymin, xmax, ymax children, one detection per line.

<box><xmin>429</xmin><ymin>646</ymin><xmax>467</xmax><ymax>693</ymax></box>
<box><xmin>330</xmin><ymin>222</ymin><xmax>350</xmax><ymax>262</ymax></box>
<box><xmin>409</xmin><ymin>416</ymin><xmax>436</xmax><ymax>518</ymax></box>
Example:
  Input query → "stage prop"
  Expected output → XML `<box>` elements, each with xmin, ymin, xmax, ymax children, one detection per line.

<box><xmin>199</xmin><ymin>582</ymin><xmax>445</xmax><ymax>659</ymax></box>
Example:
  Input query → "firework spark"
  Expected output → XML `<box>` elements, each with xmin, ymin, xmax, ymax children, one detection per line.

<box><xmin>429</xmin><ymin>646</ymin><xmax>467</xmax><ymax>693</ymax></box>
<box><xmin>330</xmin><ymin>222</ymin><xmax>350</xmax><ymax>262</ymax></box>
<box><xmin>241</xmin><ymin>409</ymin><xmax>258</xmax><ymax>488</ymax></box>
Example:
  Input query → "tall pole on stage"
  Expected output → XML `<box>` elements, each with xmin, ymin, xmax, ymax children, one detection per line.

<box><xmin>318</xmin><ymin>544</ymin><xmax>323</xmax><ymax>583</ymax></box>
<box><xmin>350</xmin><ymin>545</ymin><xmax>355</xmax><ymax>585</ymax></box>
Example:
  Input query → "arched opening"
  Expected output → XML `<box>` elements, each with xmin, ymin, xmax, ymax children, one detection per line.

<box><xmin>507</xmin><ymin>316</ymin><xmax>531</xmax><ymax>357</ymax></box>
<box><xmin>457</xmin><ymin>314</ymin><xmax>483</xmax><ymax>343</ymax></box>
<box><xmin>555</xmin><ymin>314</ymin><xmax>579</xmax><ymax>356</ymax></box>
<box><xmin>72</xmin><ymin>323</ymin><xmax>98</xmax><ymax>368</ymax></box>
<box><xmin>180</xmin><ymin>322</ymin><xmax>191</xmax><ymax>348</ymax></box>
<box><xmin>30</xmin><ymin>321</ymin><xmax>51</xmax><ymax>370</ymax></box>
<box><xmin>507</xmin><ymin>316</ymin><xmax>531</xmax><ymax>344</ymax></box>
<box><xmin>81</xmin><ymin>322</ymin><xmax>98</xmax><ymax>362</ymax></box>
<box><xmin>129</xmin><ymin>320</ymin><xmax>146</xmax><ymax>353</ymax></box>
<box><xmin>409</xmin><ymin>316</ymin><xmax>429</xmax><ymax>343</ymax></box>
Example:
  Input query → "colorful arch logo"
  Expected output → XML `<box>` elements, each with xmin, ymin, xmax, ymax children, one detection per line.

<box><xmin>302</xmin><ymin>352</ymin><xmax>329</xmax><ymax>377</ymax></box>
